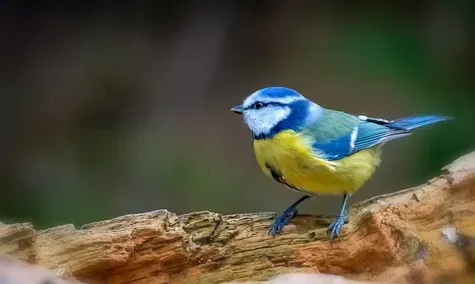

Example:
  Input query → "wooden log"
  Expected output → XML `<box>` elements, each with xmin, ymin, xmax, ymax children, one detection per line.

<box><xmin>1</xmin><ymin>151</ymin><xmax>475</xmax><ymax>284</ymax></box>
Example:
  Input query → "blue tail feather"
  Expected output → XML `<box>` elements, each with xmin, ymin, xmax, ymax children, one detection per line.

<box><xmin>386</xmin><ymin>115</ymin><xmax>452</xmax><ymax>131</ymax></box>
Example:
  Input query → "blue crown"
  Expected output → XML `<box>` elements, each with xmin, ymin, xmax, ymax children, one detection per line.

<box><xmin>257</xmin><ymin>87</ymin><xmax>304</xmax><ymax>101</ymax></box>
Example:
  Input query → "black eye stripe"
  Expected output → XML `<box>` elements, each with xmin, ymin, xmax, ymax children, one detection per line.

<box><xmin>243</xmin><ymin>102</ymin><xmax>285</xmax><ymax>110</ymax></box>
<box><xmin>254</xmin><ymin>102</ymin><xmax>264</xmax><ymax>109</ymax></box>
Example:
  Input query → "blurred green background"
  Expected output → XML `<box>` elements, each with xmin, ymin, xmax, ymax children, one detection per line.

<box><xmin>0</xmin><ymin>1</ymin><xmax>474</xmax><ymax>228</ymax></box>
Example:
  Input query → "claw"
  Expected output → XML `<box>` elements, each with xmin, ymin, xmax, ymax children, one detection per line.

<box><xmin>268</xmin><ymin>208</ymin><xmax>298</xmax><ymax>237</ymax></box>
<box><xmin>328</xmin><ymin>214</ymin><xmax>346</xmax><ymax>244</ymax></box>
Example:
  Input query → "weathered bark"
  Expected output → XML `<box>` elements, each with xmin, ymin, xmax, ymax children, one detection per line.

<box><xmin>1</xmin><ymin>151</ymin><xmax>475</xmax><ymax>284</ymax></box>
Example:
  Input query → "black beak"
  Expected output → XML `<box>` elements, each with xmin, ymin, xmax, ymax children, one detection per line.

<box><xmin>231</xmin><ymin>105</ymin><xmax>244</xmax><ymax>115</ymax></box>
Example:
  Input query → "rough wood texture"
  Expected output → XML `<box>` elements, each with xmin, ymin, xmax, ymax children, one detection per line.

<box><xmin>1</xmin><ymin>151</ymin><xmax>475</xmax><ymax>284</ymax></box>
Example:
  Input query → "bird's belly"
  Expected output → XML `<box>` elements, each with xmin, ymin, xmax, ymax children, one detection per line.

<box><xmin>253</xmin><ymin>130</ymin><xmax>381</xmax><ymax>195</ymax></box>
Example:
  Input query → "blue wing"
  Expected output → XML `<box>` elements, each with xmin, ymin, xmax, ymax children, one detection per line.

<box><xmin>308</xmin><ymin>111</ymin><xmax>451</xmax><ymax>161</ymax></box>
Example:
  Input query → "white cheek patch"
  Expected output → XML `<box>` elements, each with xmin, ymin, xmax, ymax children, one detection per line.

<box><xmin>244</xmin><ymin>106</ymin><xmax>291</xmax><ymax>136</ymax></box>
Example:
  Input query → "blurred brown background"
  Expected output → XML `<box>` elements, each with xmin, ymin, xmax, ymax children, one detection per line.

<box><xmin>0</xmin><ymin>1</ymin><xmax>474</xmax><ymax>228</ymax></box>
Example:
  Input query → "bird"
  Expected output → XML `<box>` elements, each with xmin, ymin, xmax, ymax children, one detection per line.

<box><xmin>230</xmin><ymin>86</ymin><xmax>452</xmax><ymax>243</ymax></box>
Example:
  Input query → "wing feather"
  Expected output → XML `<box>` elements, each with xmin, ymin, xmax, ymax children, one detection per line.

<box><xmin>304</xmin><ymin>110</ymin><xmax>410</xmax><ymax>161</ymax></box>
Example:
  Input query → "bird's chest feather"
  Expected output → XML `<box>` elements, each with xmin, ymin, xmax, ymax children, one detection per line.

<box><xmin>252</xmin><ymin>130</ymin><xmax>381</xmax><ymax>194</ymax></box>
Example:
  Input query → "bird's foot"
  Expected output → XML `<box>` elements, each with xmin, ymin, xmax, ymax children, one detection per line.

<box><xmin>328</xmin><ymin>214</ymin><xmax>347</xmax><ymax>244</ymax></box>
<box><xmin>268</xmin><ymin>208</ymin><xmax>298</xmax><ymax>237</ymax></box>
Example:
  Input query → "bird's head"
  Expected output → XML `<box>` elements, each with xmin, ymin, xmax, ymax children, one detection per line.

<box><xmin>231</xmin><ymin>87</ymin><xmax>322</xmax><ymax>139</ymax></box>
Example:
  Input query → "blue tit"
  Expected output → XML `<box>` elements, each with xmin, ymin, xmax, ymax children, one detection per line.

<box><xmin>231</xmin><ymin>86</ymin><xmax>452</xmax><ymax>243</ymax></box>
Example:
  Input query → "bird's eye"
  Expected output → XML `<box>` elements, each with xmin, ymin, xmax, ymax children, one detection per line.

<box><xmin>254</xmin><ymin>102</ymin><xmax>264</xmax><ymax>109</ymax></box>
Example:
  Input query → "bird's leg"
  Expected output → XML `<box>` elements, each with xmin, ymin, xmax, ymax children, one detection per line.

<box><xmin>328</xmin><ymin>193</ymin><xmax>350</xmax><ymax>244</ymax></box>
<box><xmin>268</xmin><ymin>195</ymin><xmax>310</xmax><ymax>237</ymax></box>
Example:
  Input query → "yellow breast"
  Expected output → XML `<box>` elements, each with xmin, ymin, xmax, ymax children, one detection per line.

<box><xmin>253</xmin><ymin>130</ymin><xmax>382</xmax><ymax>195</ymax></box>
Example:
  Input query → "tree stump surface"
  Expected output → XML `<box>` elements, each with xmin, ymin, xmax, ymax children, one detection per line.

<box><xmin>1</xmin><ymin>151</ymin><xmax>475</xmax><ymax>284</ymax></box>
